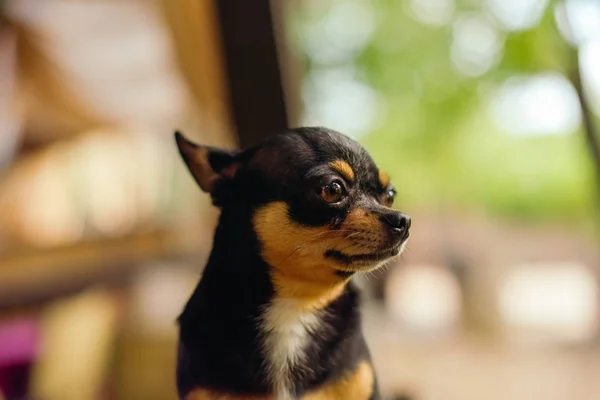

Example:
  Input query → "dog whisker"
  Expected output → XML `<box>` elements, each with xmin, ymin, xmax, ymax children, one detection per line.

<box><xmin>277</xmin><ymin>230</ymin><xmax>365</xmax><ymax>266</ymax></box>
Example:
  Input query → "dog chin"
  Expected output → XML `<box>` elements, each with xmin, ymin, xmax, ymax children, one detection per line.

<box><xmin>327</xmin><ymin>240</ymin><xmax>408</xmax><ymax>272</ymax></box>
<box><xmin>372</xmin><ymin>240</ymin><xmax>407</xmax><ymax>267</ymax></box>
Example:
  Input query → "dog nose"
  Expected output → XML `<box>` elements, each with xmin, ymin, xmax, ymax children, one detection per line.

<box><xmin>379</xmin><ymin>212</ymin><xmax>411</xmax><ymax>237</ymax></box>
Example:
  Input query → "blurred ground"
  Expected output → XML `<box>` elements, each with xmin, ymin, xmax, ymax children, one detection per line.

<box><xmin>364</xmin><ymin>302</ymin><xmax>600</xmax><ymax>400</ymax></box>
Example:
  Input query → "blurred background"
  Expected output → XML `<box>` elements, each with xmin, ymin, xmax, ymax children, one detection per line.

<box><xmin>0</xmin><ymin>0</ymin><xmax>599</xmax><ymax>399</ymax></box>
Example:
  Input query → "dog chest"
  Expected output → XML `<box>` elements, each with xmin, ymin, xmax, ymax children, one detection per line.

<box><xmin>260</xmin><ymin>298</ymin><xmax>324</xmax><ymax>399</ymax></box>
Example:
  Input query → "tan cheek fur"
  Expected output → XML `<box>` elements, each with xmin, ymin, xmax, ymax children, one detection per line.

<box><xmin>302</xmin><ymin>361</ymin><xmax>375</xmax><ymax>400</ymax></box>
<box><xmin>253</xmin><ymin>202</ymin><xmax>350</xmax><ymax>309</ymax></box>
<box><xmin>253</xmin><ymin>202</ymin><xmax>386</xmax><ymax>310</ymax></box>
<box><xmin>339</xmin><ymin>208</ymin><xmax>385</xmax><ymax>252</ymax></box>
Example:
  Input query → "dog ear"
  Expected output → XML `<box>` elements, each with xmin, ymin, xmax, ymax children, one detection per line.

<box><xmin>174</xmin><ymin>131</ymin><xmax>240</xmax><ymax>194</ymax></box>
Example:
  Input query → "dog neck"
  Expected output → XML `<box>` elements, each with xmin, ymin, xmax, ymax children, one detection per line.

<box><xmin>177</xmin><ymin>208</ymin><xmax>364</xmax><ymax>398</ymax></box>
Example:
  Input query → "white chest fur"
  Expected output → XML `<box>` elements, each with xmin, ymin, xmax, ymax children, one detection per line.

<box><xmin>260</xmin><ymin>298</ymin><xmax>324</xmax><ymax>400</ymax></box>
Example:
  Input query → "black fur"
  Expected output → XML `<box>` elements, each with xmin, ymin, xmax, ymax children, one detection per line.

<box><xmin>176</xmin><ymin>127</ymin><xmax>411</xmax><ymax>399</ymax></box>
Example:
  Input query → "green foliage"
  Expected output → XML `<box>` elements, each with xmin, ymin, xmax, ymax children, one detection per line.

<box><xmin>293</xmin><ymin>0</ymin><xmax>598</xmax><ymax>223</ymax></box>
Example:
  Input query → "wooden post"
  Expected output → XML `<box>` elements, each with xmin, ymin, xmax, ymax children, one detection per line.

<box><xmin>215</xmin><ymin>0</ymin><xmax>290</xmax><ymax>148</ymax></box>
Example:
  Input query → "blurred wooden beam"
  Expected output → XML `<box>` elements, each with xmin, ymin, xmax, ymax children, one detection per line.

<box><xmin>14</xmin><ymin>22</ymin><xmax>102</xmax><ymax>142</ymax></box>
<box><xmin>161</xmin><ymin>0</ymin><xmax>235</xmax><ymax>147</ymax></box>
<box><xmin>215</xmin><ymin>0</ymin><xmax>289</xmax><ymax>148</ymax></box>
<box><xmin>271</xmin><ymin>0</ymin><xmax>302</xmax><ymax>128</ymax></box>
<box><xmin>0</xmin><ymin>229</ymin><xmax>204</xmax><ymax>310</ymax></box>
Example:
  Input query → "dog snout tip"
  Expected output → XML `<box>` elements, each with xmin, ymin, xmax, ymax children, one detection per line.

<box><xmin>380</xmin><ymin>212</ymin><xmax>410</xmax><ymax>229</ymax></box>
<box><xmin>402</xmin><ymin>214</ymin><xmax>412</xmax><ymax>230</ymax></box>
<box><xmin>379</xmin><ymin>212</ymin><xmax>411</xmax><ymax>241</ymax></box>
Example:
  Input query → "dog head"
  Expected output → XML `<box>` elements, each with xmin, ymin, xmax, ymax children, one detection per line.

<box><xmin>176</xmin><ymin>127</ymin><xmax>410</xmax><ymax>285</ymax></box>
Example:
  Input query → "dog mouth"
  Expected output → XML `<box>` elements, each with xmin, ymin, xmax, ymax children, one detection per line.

<box><xmin>324</xmin><ymin>241</ymin><xmax>405</xmax><ymax>269</ymax></box>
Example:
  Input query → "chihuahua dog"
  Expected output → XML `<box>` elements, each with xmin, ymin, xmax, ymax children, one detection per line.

<box><xmin>175</xmin><ymin>127</ymin><xmax>411</xmax><ymax>400</ymax></box>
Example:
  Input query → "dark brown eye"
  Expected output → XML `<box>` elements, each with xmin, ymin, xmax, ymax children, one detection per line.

<box><xmin>321</xmin><ymin>181</ymin><xmax>346</xmax><ymax>203</ymax></box>
<box><xmin>384</xmin><ymin>188</ymin><xmax>396</xmax><ymax>206</ymax></box>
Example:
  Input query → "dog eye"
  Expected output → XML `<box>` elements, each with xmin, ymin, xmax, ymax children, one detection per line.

<box><xmin>384</xmin><ymin>188</ymin><xmax>396</xmax><ymax>206</ymax></box>
<box><xmin>320</xmin><ymin>181</ymin><xmax>346</xmax><ymax>203</ymax></box>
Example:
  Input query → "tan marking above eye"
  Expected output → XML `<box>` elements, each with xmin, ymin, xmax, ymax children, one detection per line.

<box><xmin>378</xmin><ymin>170</ymin><xmax>390</xmax><ymax>189</ymax></box>
<box><xmin>329</xmin><ymin>160</ymin><xmax>355</xmax><ymax>182</ymax></box>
